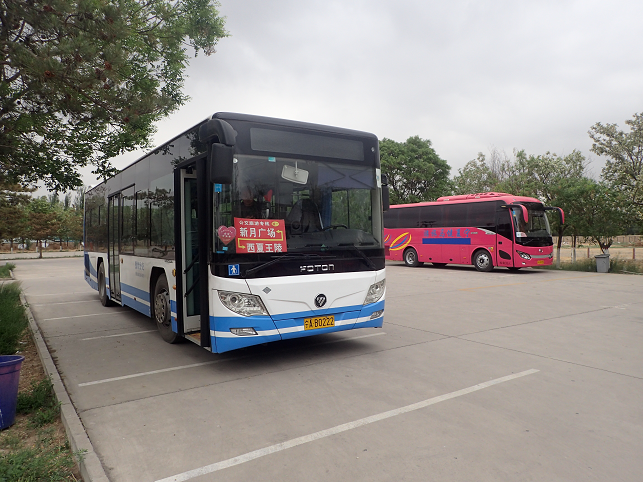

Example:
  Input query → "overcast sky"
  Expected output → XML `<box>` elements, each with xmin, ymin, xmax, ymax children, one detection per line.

<box><xmin>78</xmin><ymin>0</ymin><xmax>643</xmax><ymax>192</ymax></box>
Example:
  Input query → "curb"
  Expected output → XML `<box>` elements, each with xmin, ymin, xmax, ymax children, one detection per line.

<box><xmin>14</xmin><ymin>270</ymin><xmax>110</xmax><ymax>482</ymax></box>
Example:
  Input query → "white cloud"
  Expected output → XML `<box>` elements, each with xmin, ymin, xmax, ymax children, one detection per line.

<box><xmin>54</xmin><ymin>0</ymin><xmax>643</xmax><ymax>195</ymax></box>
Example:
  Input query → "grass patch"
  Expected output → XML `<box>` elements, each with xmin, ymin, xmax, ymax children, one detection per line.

<box><xmin>17</xmin><ymin>378</ymin><xmax>60</xmax><ymax>428</ymax></box>
<box><xmin>0</xmin><ymin>281</ymin><xmax>28</xmax><ymax>355</ymax></box>
<box><xmin>0</xmin><ymin>283</ymin><xmax>82</xmax><ymax>480</ymax></box>
<box><xmin>536</xmin><ymin>257</ymin><xmax>643</xmax><ymax>273</ymax></box>
<box><xmin>0</xmin><ymin>263</ymin><xmax>16</xmax><ymax>279</ymax></box>
<box><xmin>0</xmin><ymin>427</ymin><xmax>80</xmax><ymax>482</ymax></box>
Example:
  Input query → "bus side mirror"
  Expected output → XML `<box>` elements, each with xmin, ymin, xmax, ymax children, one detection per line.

<box><xmin>545</xmin><ymin>206</ymin><xmax>564</xmax><ymax>224</ymax></box>
<box><xmin>209</xmin><ymin>144</ymin><xmax>234</xmax><ymax>184</ymax></box>
<box><xmin>381</xmin><ymin>173</ymin><xmax>390</xmax><ymax>211</ymax></box>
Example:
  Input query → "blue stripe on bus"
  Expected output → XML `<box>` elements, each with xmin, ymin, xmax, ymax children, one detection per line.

<box><xmin>210</xmin><ymin>299</ymin><xmax>386</xmax><ymax>353</ymax></box>
<box><xmin>422</xmin><ymin>238</ymin><xmax>472</xmax><ymax>245</ymax></box>
<box><xmin>120</xmin><ymin>283</ymin><xmax>150</xmax><ymax>302</ymax></box>
<box><xmin>122</xmin><ymin>295</ymin><xmax>151</xmax><ymax>317</ymax></box>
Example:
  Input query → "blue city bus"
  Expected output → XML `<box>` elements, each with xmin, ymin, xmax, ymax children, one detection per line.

<box><xmin>84</xmin><ymin>113</ymin><xmax>387</xmax><ymax>353</ymax></box>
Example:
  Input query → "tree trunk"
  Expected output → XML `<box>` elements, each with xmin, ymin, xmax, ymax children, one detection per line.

<box><xmin>572</xmin><ymin>235</ymin><xmax>577</xmax><ymax>263</ymax></box>
<box><xmin>38</xmin><ymin>240</ymin><xmax>43</xmax><ymax>259</ymax></box>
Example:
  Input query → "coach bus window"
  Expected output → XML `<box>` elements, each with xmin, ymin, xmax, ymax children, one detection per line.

<box><xmin>444</xmin><ymin>204</ymin><xmax>467</xmax><ymax>228</ymax></box>
<box><xmin>469</xmin><ymin>202</ymin><xmax>496</xmax><ymax>228</ymax></box>
<box><xmin>419</xmin><ymin>205</ymin><xmax>443</xmax><ymax>228</ymax></box>
<box><xmin>398</xmin><ymin>206</ymin><xmax>420</xmax><ymax>228</ymax></box>
<box><xmin>383</xmin><ymin>209</ymin><xmax>399</xmax><ymax>229</ymax></box>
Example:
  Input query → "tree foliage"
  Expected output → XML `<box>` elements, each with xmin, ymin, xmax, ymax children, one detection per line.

<box><xmin>380</xmin><ymin>136</ymin><xmax>451</xmax><ymax>204</ymax></box>
<box><xmin>590</xmin><ymin>112</ymin><xmax>643</xmax><ymax>214</ymax></box>
<box><xmin>1</xmin><ymin>0</ymin><xmax>228</xmax><ymax>191</ymax></box>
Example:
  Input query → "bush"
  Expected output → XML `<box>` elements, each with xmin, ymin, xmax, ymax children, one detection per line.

<box><xmin>0</xmin><ymin>262</ymin><xmax>16</xmax><ymax>278</ymax></box>
<box><xmin>0</xmin><ymin>281</ymin><xmax>28</xmax><ymax>355</ymax></box>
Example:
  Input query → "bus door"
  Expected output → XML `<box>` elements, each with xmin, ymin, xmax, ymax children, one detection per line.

<box><xmin>107</xmin><ymin>194</ymin><xmax>121</xmax><ymax>301</ymax></box>
<box><xmin>495</xmin><ymin>208</ymin><xmax>514</xmax><ymax>267</ymax></box>
<box><xmin>180</xmin><ymin>168</ymin><xmax>200</xmax><ymax>333</ymax></box>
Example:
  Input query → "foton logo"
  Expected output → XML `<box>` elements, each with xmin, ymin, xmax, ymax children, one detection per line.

<box><xmin>300</xmin><ymin>264</ymin><xmax>335</xmax><ymax>273</ymax></box>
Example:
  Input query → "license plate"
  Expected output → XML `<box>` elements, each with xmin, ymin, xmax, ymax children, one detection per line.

<box><xmin>537</xmin><ymin>260</ymin><xmax>544</xmax><ymax>265</ymax></box>
<box><xmin>304</xmin><ymin>315</ymin><xmax>335</xmax><ymax>330</ymax></box>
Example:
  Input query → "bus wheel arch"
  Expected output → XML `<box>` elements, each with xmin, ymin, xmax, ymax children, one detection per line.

<box><xmin>403</xmin><ymin>247</ymin><xmax>423</xmax><ymax>267</ymax></box>
<box><xmin>151</xmin><ymin>271</ymin><xmax>181</xmax><ymax>344</ymax></box>
<box><xmin>97</xmin><ymin>259</ymin><xmax>112</xmax><ymax>306</ymax></box>
<box><xmin>473</xmin><ymin>249</ymin><xmax>494</xmax><ymax>272</ymax></box>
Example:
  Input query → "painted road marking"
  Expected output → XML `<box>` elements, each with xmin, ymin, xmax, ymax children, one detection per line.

<box><xmin>78</xmin><ymin>332</ymin><xmax>387</xmax><ymax>387</ymax></box>
<box><xmin>81</xmin><ymin>330</ymin><xmax>157</xmax><ymax>341</ymax></box>
<box><xmin>43</xmin><ymin>312</ymin><xmax>122</xmax><ymax>321</ymax></box>
<box><xmin>459</xmin><ymin>274</ymin><xmax>597</xmax><ymax>291</ymax></box>
<box><xmin>155</xmin><ymin>369</ymin><xmax>539</xmax><ymax>482</ymax></box>
<box><xmin>31</xmin><ymin>300</ymin><xmax>97</xmax><ymax>306</ymax></box>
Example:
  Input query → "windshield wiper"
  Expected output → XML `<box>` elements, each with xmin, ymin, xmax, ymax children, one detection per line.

<box><xmin>337</xmin><ymin>243</ymin><xmax>377</xmax><ymax>270</ymax></box>
<box><xmin>245</xmin><ymin>253</ymin><xmax>333</xmax><ymax>278</ymax></box>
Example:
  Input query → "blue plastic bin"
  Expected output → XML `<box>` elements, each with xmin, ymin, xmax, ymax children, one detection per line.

<box><xmin>0</xmin><ymin>355</ymin><xmax>25</xmax><ymax>430</ymax></box>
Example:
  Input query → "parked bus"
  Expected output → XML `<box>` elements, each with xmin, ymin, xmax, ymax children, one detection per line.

<box><xmin>383</xmin><ymin>192</ymin><xmax>563</xmax><ymax>271</ymax></box>
<box><xmin>84</xmin><ymin>113</ymin><xmax>387</xmax><ymax>353</ymax></box>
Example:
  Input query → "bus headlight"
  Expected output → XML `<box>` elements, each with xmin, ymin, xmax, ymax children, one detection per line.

<box><xmin>363</xmin><ymin>279</ymin><xmax>385</xmax><ymax>305</ymax></box>
<box><xmin>516</xmin><ymin>251</ymin><xmax>531</xmax><ymax>260</ymax></box>
<box><xmin>218</xmin><ymin>291</ymin><xmax>268</xmax><ymax>317</ymax></box>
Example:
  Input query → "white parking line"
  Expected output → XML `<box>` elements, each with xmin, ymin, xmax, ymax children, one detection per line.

<box><xmin>43</xmin><ymin>312</ymin><xmax>121</xmax><ymax>321</ymax></box>
<box><xmin>31</xmin><ymin>300</ymin><xmax>96</xmax><ymax>306</ymax></box>
<box><xmin>155</xmin><ymin>369</ymin><xmax>539</xmax><ymax>482</ymax></box>
<box><xmin>78</xmin><ymin>332</ymin><xmax>388</xmax><ymax>387</ymax></box>
<box><xmin>81</xmin><ymin>330</ymin><xmax>157</xmax><ymax>341</ymax></box>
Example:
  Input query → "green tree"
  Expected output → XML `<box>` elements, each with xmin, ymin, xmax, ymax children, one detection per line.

<box><xmin>0</xmin><ymin>182</ymin><xmax>33</xmax><ymax>251</ymax></box>
<box><xmin>452</xmin><ymin>147</ymin><xmax>513</xmax><ymax>195</ymax></box>
<box><xmin>1</xmin><ymin>0</ymin><xmax>228</xmax><ymax>191</ymax></box>
<box><xmin>562</xmin><ymin>180</ymin><xmax>629</xmax><ymax>254</ymax></box>
<box><xmin>27</xmin><ymin>197</ymin><xmax>60</xmax><ymax>258</ymax></box>
<box><xmin>590</xmin><ymin>112</ymin><xmax>643</xmax><ymax>217</ymax></box>
<box><xmin>380</xmin><ymin>136</ymin><xmax>451</xmax><ymax>204</ymax></box>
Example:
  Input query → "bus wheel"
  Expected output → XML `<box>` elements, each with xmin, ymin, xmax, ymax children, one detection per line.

<box><xmin>153</xmin><ymin>274</ymin><xmax>180</xmax><ymax>344</ymax></box>
<box><xmin>473</xmin><ymin>250</ymin><xmax>493</xmax><ymax>272</ymax></box>
<box><xmin>98</xmin><ymin>262</ymin><xmax>112</xmax><ymax>307</ymax></box>
<box><xmin>404</xmin><ymin>248</ymin><xmax>423</xmax><ymax>267</ymax></box>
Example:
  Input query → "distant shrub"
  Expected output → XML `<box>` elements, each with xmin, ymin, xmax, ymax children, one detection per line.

<box><xmin>0</xmin><ymin>281</ymin><xmax>28</xmax><ymax>355</ymax></box>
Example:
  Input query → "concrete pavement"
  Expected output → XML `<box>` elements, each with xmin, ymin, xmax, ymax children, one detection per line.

<box><xmin>12</xmin><ymin>257</ymin><xmax>643</xmax><ymax>481</ymax></box>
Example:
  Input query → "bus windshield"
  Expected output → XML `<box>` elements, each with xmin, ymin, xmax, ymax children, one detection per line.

<box><xmin>511</xmin><ymin>202</ymin><xmax>553</xmax><ymax>247</ymax></box>
<box><xmin>213</xmin><ymin>154</ymin><xmax>382</xmax><ymax>263</ymax></box>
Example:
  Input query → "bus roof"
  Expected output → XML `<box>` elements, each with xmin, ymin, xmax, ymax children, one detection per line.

<box><xmin>390</xmin><ymin>192</ymin><xmax>543</xmax><ymax>208</ymax></box>
<box><xmin>86</xmin><ymin>112</ymin><xmax>378</xmax><ymax>194</ymax></box>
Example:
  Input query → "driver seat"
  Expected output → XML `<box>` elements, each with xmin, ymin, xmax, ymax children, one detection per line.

<box><xmin>287</xmin><ymin>199</ymin><xmax>323</xmax><ymax>234</ymax></box>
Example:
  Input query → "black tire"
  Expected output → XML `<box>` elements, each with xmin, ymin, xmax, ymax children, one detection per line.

<box><xmin>473</xmin><ymin>250</ymin><xmax>493</xmax><ymax>272</ymax></box>
<box><xmin>432</xmin><ymin>263</ymin><xmax>447</xmax><ymax>268</ymax></box>
<box><xmin>153</xmin><ymin>274</ymin><xmax>180</xmax><ymax>344</ymax></box>
<box><xmin>403</xmin><ymin>247</ymin><xmax>423</xmax><ymax>267</ymax></box>
<box><xmin>98</xmin><ymin>262</ymin><xmax>113</xmax><ymax>307</ymax></box>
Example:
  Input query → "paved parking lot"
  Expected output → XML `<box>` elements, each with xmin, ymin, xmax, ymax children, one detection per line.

<box><xmin>13</xmin><ymin>258</ymin><xmax>643</xmax><ymax>481</ymax></box>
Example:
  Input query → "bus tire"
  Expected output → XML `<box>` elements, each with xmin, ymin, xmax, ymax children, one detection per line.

<box><xmin>473</xmin><ymin>250</ymin><xmax>493</xmax><ymax>272</ymax></box>
<box><xmin>98</xmin><ymin>262</ymin><xmax>113</xmax><ymax>307</ymax></box>
<box><xmin>153</xmin><ymin>274</ymin><xmax>180</xmax><ymax>344</ymax></box>
<box><xmin>404</xmin><ymin>247</ymin><xmax>423</xmax><ymax>267</ymax></box>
